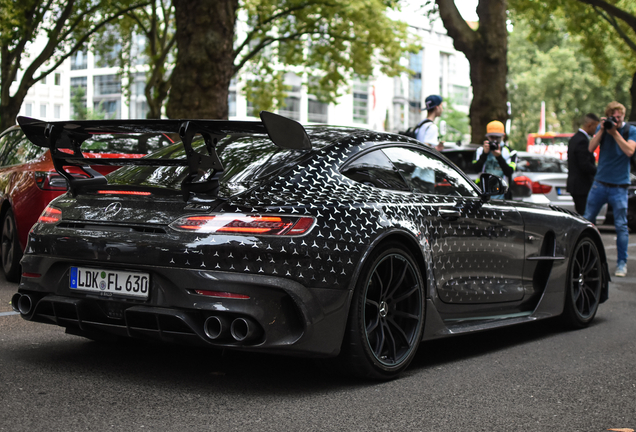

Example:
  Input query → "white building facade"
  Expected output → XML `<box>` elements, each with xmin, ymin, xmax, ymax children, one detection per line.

<box><xmin>13</xmin><ymin>18</ymin><xmax>472</xmax><ymax>134</ymax></box>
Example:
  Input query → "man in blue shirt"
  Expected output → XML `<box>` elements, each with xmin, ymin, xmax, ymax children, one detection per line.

<box><xmin>584</xmin><ymin>101</ymin><xmax>636</xmax><ymax>277</ymax></box>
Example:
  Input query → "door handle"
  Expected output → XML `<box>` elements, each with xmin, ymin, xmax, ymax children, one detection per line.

<box><xmin>439</xmin><ymin>209</ymin><xmax>461</xmax><ymax>220</ymax></box>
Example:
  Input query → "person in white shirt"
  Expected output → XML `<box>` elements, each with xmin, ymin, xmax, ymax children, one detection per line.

<box><xmin>415</xmin><ymin>95</ymin><xmax>444</xmax><ymax>152</ymax></box>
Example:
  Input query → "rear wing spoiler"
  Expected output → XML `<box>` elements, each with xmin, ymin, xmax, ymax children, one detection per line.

<box><xmin>17</xmin><ymin>111</ymin><xmax>311</xmax><ymax>200</ymax></box>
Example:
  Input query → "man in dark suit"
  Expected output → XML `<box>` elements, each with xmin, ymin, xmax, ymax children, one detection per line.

<box><xmin>567</xmin><ymin>113</ymin><xmax>600</xmax><ymax>214</ymax></box>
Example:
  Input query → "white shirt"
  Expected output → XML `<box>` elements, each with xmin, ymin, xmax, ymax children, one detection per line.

<box><xmin>415</xmin><ymin>121</ymin><xmax>438</xmax><ymax>146</ymax></box>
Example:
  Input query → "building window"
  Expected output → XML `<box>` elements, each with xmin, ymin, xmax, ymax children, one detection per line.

<box><xmin>94</xmin><ymin>75</ymin><xmax>121</xmax><ymax>96</ymax></box>
<box><xmin>439</xmin><ymin>53</ymin><xmax>450</xmax><ymax>96</ymax></box>
<box><xmin>55</xmin><ymin>73</ymin><xmax>61</xmax><ymax>86</ymax></box>
<box><xmin>71</xmin><ymin>50</ymin><xmax>88</xmax><ymax>70</ymax></box>
<box><xmin>353</xmin><ymin>79</ymin><xmax>369</xmax><ymax>124</ymax></box>
<box><xmin>41</xmin><ymin>75</ymin><xmax>47</xmax><ymax>85</ymax></box>
<box><xmin>40</xmin><ymin>104</ymin><xmax>47</xmax><ymax>117</ymax></box>
<box><xmin>280</xmin><ymin>96</ymin><xmax>300</xmax><ymax>121</ymax></box>
<box><xmin>229</xmin><ymin>91</ymin><xmax>237</xmax><ymax>117</ymax></box>
<box><xmin>279</xmin><ymin>73</ymin><xmax>302</xmax><ymax>121</ymax></box>
<box><xmin>54</xmin><ymin>105</ymin><xmax>62</xmax><ymax>119</ymax></box>
<box><xmin>94</xmin><ymin>99</ymin><xmax>121</xmax><ymax>119</ymax></box>
<box><xmin>25</xmin><ymin>103</ymin><xmax>33</xmax><ymax>116</ymax></box>
<box><xmin>308</xmin><ymin>98</ymin><xmax>328</xmax><ymax>123</ymax></box>
<box><xmin>408</xmin><ymin>51</ymin><xmax>422</xmax><ymax>128</ymax></box>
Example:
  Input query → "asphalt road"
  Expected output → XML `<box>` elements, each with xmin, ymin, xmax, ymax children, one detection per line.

<box><xmin>1</xmin><ymin>229</ymin><xmax>635</xmax><ymax>432</ymax></box>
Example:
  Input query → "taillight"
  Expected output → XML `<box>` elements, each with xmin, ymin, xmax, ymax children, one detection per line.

<box><xmin>513</xmin><ymin>176</ymin><xmax>532</xmax><ymax>189</ymax></box>
<box><xmin>97</xmin><ymin>190</ymin><xmax>152</xmax><ymax>196</ymax></box>
<box><xmin>531</xmin><ymin>182</ymin><xmax>552</xmax><ymax>194</ymax></box>
<box><xmin>38</xmin><ymin>206</ymin><xmax>62</xmax><ymax>224</ymax></box>
<box><xmin>514</xmin><ymin>176</ymin><xmax>552</xmax><ymax>194</ymax></box>
<box><xmin>169</xmin><ymin>214</ymin><xmax>315</xmax><ymax>236</ymax></box>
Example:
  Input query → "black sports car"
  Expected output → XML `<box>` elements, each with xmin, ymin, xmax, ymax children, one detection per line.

<box><xmin>13</xmin><ymin>112</ymin><xmax>609</xmax><ymax>380</ymax></box>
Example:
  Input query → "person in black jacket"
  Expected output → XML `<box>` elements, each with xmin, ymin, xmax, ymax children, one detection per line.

<box><xmin>567</xmin><ymin>113</ymin><xmax>600</xmax><ymax>214</ymax></box>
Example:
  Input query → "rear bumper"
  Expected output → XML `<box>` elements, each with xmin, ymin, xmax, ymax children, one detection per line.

<box><xmin>17</xmin><ymin>254</ymin><xmax>351</xmax><ymax>357</ymax></box>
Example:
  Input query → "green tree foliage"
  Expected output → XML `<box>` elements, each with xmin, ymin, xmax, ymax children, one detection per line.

<box><xmin>166</xmin><ymin>0</ymin><xmax>416</xmax><ymax>120</ymax></box>
<box><xmin>510</xmin><ymin>0</ymin><xmax>636</xmax><ymax>119</ymax></box>
<box><xmin>0</xmin><ymin>0</ymin><xmax>148</xmax><ymax>130</ymax></box>
<box><xmin>439</xmin><ymin>96</ymin><xmax>470</xmax><ymax>144</ymax></box>
<box><xmin>507</xmin><ymin>16</ymin><xmax>631</xmax><ymax>149</ymax></box>
<box><xmin>92</xmin><ymin>0</ymin><xmax>175</xmax><ymax>118</ymax></box>
<box><xmin>70</xmin><ymin>86</ymin><xmax>106</xmax><ymax>120</ymax></box>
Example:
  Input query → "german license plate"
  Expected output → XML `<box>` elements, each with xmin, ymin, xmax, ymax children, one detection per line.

<box><xmin>70</xmin><ymin>267</ymin><xmax>150</xmax><ymax>299</ymax></box>
<box><xmin>556</xmin><ymin>187</ymin><xmax>567</xmax><ymax>196</ymax></box>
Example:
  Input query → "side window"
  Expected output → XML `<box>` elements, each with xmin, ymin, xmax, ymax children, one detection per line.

<box><xmin>341</xmin><ymin>150</ymin><xmax>409</xmax><ymax>191</ymax></box>
<box><xmin>383</xmin><ymin>146</ymin><xmax>478</xmax><ymax>197</ymax></box>
<box><xmin>0</xmin><ymin>130</ymin><xmax>46</xmax><ymax>166</ymax></box>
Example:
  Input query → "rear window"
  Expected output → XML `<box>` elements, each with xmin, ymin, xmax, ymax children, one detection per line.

<box><xmin>516</xmin><ymin>155</ymin><xmax>565</xmax><ymax>173</ymax></box>
<box><xmin>81</xmin><ymin>133</ymin><xmax>171</xmax><ymax>154</ymax></box>
<box><xmin>106</xmin><ymin>134</ymin><xmax>314</xmax><ymax>195</ymax></box>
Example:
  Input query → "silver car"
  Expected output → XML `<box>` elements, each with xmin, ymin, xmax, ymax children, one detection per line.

<box><xmin>441</xmin><ymin>146</ymin><xmax>606</xmax><ymax>222</ymax></box>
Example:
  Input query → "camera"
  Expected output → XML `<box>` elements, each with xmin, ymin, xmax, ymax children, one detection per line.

<box><xmin>604</xmin><ymin>116</ymin><xmax>618</xmax><ymax>130</ymax></box>
<box><xmin>488</xmin><ymin>140</ymin><xmax>500</xmax><ymax>151</ymax></box>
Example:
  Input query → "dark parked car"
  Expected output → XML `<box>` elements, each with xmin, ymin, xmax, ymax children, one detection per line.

<box><xmin>13</xmin><ymin>113</ymin><xmax>609</xmax><ymax>380</ymax></box>
<box><xmin>0</xmin><ymin>125</ymin><xmax>170</xmax><ymax>281</ymax></box>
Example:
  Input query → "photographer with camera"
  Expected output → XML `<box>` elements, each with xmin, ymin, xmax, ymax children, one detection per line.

<box><xmin>584</xmin><ymin>101</ymin><xmax>636</xmax><ymax>277</ymax></box>
<box><xmin>473</xmin><ymin>120</ymin><xmax>516</xmax><ymax>199</ymax></box>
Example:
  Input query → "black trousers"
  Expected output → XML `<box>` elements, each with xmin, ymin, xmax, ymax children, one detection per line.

<box><xmin>572</xmin><ymin>193</ymin><xmax>588</xmax><ymax>215</ymax></box>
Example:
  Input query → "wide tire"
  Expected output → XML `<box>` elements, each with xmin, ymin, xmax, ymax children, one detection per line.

<box><xmin>1</xmin><ymin>209</ymin><xmax>22</xmax><ymax>283</ymax></box>
<box><xmin>561</xmin><ymin>236</ymin><xmax>602</xmax><ymax>329</ymax></box>
<box><xmin>341</xmin><ymin>243</ymin><xmax>425</xmax><ymax>380</ymax></box>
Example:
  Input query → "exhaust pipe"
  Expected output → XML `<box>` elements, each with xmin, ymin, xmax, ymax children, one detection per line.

<box><xmin>17</xmin><ymin>294</ymin><xmax>34</xmax><ymax>315</ymax></box>
<box><xmin>204</xmin><ymin>315</ymin><xmax>232</xmax><ymax>340</ymax></box>
<box><xmin>11</xmin><ymin>293</ymin><xmax>21</xmax><ymax>313</ymax></box>
<box><xmin>230</xmin><ymin>317</ymin><xmax>262</xmax><ymax>342</ymax></box>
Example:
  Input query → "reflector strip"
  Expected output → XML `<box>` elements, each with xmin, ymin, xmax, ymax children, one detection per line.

<box><xmin>22</xmin><ymin>273</ymin><xmax>41</xmax><ymax>278</ymax></box>
<box><xmin>194</xmin><ymin>290</ymin><xmax>250</xmax><ymax>299</ymax></box>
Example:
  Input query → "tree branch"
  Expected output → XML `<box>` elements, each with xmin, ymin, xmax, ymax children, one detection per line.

<box><xmin>593</xmin><ymin>5</ymin><xmax>636</xmax><ymax>53</ymax></box>
<box><xmin>435</xmin><ymin>0</ymin><xmax>477</xmax><ymax>54</ymax></box>
<box><xmin>578</xmin><ymin>0</ymin><xmax>636</xmax><ymax>32</ymax></box>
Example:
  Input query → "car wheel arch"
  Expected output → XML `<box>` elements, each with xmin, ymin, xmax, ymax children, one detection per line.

<box><xmin>344</xmin><ymin>228</ymin><xmax>430</xmax><ymax>315</ymax></box>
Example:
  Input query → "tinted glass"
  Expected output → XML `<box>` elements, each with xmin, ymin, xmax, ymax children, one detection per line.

<box><xmin>442</xmin><ymin>149</ymin><xmax>481</xmax><ymax>174</ymax></box>
<box><xmin>0</xmin><ymin>129</ymin><xmax>47</xmax><ymax>166</ymax></box>
<box><xmin>383</xmin><ymin>146</ymin><xmax>478</xmax><ymax>197</ymax></box>
<box><xmin>341</xmin><ymin>150</ymin><xmax>409</xmax><ymax>191</ymax></box>
<box><xmin>516</xmin><ymin>155</ymin><xmax>565</xmax><ymax>173</ymax></box>
<box><xmin>106</xmin><ymin>134</ymin><xmax>314</xmax><ymax>196</ymax></box>
<box><xmin>81</xmin><ymin>133</ymin><xmax>170</xmax><ymax>154</ymax></box>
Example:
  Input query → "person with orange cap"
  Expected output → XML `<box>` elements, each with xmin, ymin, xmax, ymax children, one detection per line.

<box><xmin>472</xmin><ymin>120</ymin><xmax>516</xmax><ymax>199</ymax></box>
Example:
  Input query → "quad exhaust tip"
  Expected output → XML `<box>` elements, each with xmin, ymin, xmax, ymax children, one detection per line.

<box><xmin>204</xmin><ymin>315</ymin><xmax>232</xmax><ymax>340</ymax></box>
<box><xmin>204</xmin><ymin>315</ymin><xmax>262</xmax><ymax>343</ymax></box>
<box><xmin>12</xmin><ymin>293</ymin><xmax>33</xmax><ymax>315</ymax></box>
<box><xmin>230</xmin><ymin>317</ymin><xmax>261</xmax><ymax>342</ymax></box>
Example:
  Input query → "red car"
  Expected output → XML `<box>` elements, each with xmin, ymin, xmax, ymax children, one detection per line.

<box><xmin>0</xmin><ymin>124</ymin><xmax>170</xmax><ymax>281</ymax></box>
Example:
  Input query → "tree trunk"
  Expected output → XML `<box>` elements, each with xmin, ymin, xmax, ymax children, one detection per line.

<box><xmin>167</xmin><ymin>0</ymin><xmax>238</xmax><ymax>119</ymax></box>
<box><xmin>437</xmin><ymin>0</ymin><xmax>509</xmax><ymax>144</ymax></box>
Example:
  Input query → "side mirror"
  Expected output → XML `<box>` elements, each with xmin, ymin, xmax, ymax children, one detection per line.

<box><xmin>480</xmin><ymin>173</ymin><xmax>508</xmax><ymax>199</ymax></box>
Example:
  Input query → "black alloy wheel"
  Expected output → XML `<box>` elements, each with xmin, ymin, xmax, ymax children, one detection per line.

<box><xmin>1</xmin><ymin>209</ymin><xmax>22</xmax><ymax>282</ymax></box>
<box><xmin>562</xmin><ymin>236</ymin><xmax>602</xmax><ymax>329</ymax></box>
<box><xmin>342</xmin><ymin>243</ymin><xmax>425</xmax><ymax>380</ymax></box>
